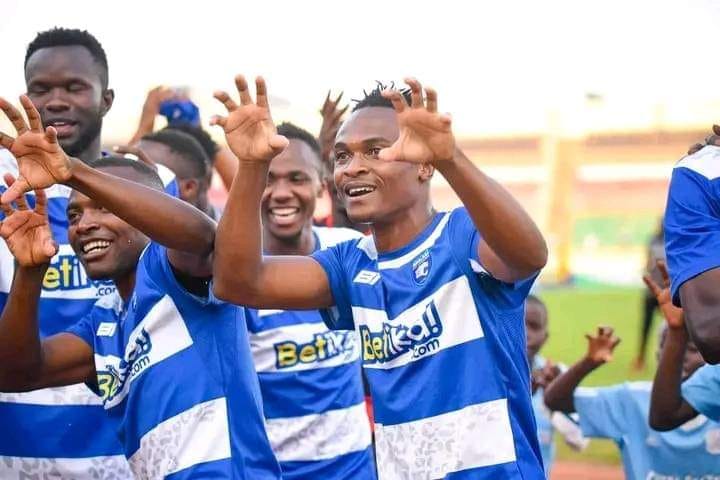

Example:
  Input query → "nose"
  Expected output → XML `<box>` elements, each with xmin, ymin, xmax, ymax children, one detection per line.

<box><xmin>269</xmin><ymin>178</ymin><xmax>293</xmax><ymax>202</ymax></box>
<box><xmin>342</xmin><ymin>152</ymin><xmax>370</xmax><ymax>178</ymax></box>
<box><xmin>75</xmin><ymin>210</ymin><xmax>101</xmax><ymax>234</ymax></box>
<box><xmin>45</xmin><ymin>88</ymin><xmax>71</xmax><ymax>112</ymax></box>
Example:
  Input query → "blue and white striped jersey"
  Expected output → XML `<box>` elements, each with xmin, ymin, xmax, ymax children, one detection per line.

<box><xmin>312</xmin><ymin>208</ymin><xmax>544</xmax><ymax>479</ymax></box>
<box><xmin>66</xmin><ymin>242</ymin><xmax>281</xmax><ymax>479</ymax></box>
<box><xmin>0</xmin><ymin>149</ymin><xmax>177</xmax><ymax>478</ymax></box>
<box><xmin>247</xmin><ymin>226</ymin><xmax>375</xmax><ymax>480</ymax></box>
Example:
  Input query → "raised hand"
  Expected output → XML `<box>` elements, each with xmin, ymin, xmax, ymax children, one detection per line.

<box><xmin>0</xmin><ymin>174</ymin><xmax>57</xmax><ymax>267</ymax></box>
<box><xmin>585</xmin><ymin>326</ymin><xmax>621</xmax><ymax>365</ymax></box>
<box><xmin>0</xmin><ymin>96</ymin><xmax>72</xmax><ymax>204</ymax></box>
<box><xmin>318</xmin><ymin>91</ymin><xmax>348</xmax><ymax>170</ymax></box>
<box><xmin>643</xmin><ymin>260</ymin><xmax>684</xmax><ymax>330</ymax></box>
<box><xmin>378</xmin><ymin>78</ymin><xmax>455</xmax><ymax>165</ymax></box>
<box><xmin>687</xmin><ymin>124</ymin><xmax>720</xmax><ymax>155</ymax></box>
<box><xmin>211</xmin><ymin>75</ymin><xmax>288</xmax><ymax>163</ymax></box>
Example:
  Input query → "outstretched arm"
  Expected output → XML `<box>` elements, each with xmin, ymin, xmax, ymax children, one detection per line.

<box><xmin>379</xmin><ymin>80</ymin><xmax>547</xmax><ymax>282</ymax></box>
<box><xmin>128</xmin><ymin>86</ymin><xmax>174</xmax><ymax>145</ymax></box>
<box><xmin>211</xmin><ymin>76</ymin><xmax>333</xmax><ymax>308</ymax></box>
<box><xmin>0</xmin><ymin>185</ymin><xmax>94</xmax><ymax>392</ymax></box>
<box><xmin>0</xmin><ymin>95</ymin><xmax>216</xmax><ymax>277</ymax></box>
<box><xmin>647</xmin><ymin>262</ymin><xmax>700</xmax><ymax>430</ymax></box>
<box><xmin>544</xmin><ymin>326</ymin><xmax>620</xmax><ymax>413</ymax></box>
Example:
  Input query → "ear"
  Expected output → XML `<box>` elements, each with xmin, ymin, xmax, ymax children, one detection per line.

<box><xmin>180</xmin><ymin>178</ymin><xmax>200</xmax><ymax>198</ymax></box>
<box><xmin>418</xmin><ymin>163</ymin><xmax>434</xmax><ymax>183</ymax></box>
<box><xmin>100</xmin><ymin>88</ymin><xmax>115</xmax><ymax>117</ymax></box>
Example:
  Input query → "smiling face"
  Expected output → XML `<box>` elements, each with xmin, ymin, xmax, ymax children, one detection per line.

<box><xmin>333</xmin><ymin>107</ymin><xmax>431</xmax><ymax>225</ymax></box>
<box><xmin>262</xmin><ymin>139</ymin><xmax>322</xmax><ymax>241</ymax></box>
<box><xmin>25</xmin><ymin>45</ymin><xmax>112</xmax><ymax>157</ymax></box>
<box><xmin>67</xmin><ymin>166</ymin><xmax>150</xmax><ymax>281</ymax></box>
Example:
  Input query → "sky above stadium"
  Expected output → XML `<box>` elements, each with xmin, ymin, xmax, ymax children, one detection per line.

<box><xmin>0</xmin><ymin>0</ymin><xmax>719</xmax><ymax>139</ymax></box>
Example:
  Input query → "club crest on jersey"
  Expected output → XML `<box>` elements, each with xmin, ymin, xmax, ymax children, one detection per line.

<box><xmin>97</xmin><ymin>328</ymin><xmax>153</xmax><ymax>403</ymax></box>
<box><xmin>360</xmin><ymin>300</ymin><xmax>443</xmax><ymax>364</ymax></box>
<box><xmin>412</xmin><ymin>249</ymin><xmax>432</xmax><ymax>284</ymax></box>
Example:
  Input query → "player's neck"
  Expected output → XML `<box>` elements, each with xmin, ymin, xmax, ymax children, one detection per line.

<box><xmin>264</xmin><ymin>226</ymin><xmax>315</xmax><ymax>256</ymax></box>
<box><xmin>76</xmin><ymin>137</ymin><xmax>102</xmax><ymax>164</ymax></box>
<box><xmin>371</xmin><ymin>202</ymin><xmax>435</xmax><ymax>253</ymax></box>
<box><xmin>114</xmin><ymin>269</ymin><xmax>137</xmax><ymax>303</ymax></box>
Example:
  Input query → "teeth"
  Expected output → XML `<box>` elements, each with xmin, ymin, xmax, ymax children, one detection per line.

<box><xmin>83</xmin><ymin>240</ymin><xmax>110</xmax><ymax>253</ymax></box>
<box><xmin>271</xmin><ymin>207</ymin><xmax>299</xmax><ymax>217</ymax></box>
<box><xmin>347</xmin><ymin>186</ymin><xmax>375</xmax><ymax>196</ymax></box>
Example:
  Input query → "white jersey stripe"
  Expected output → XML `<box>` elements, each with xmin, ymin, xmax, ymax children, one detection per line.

<box><xmin>0</xmin><ymin>383</ymin><xmax>102</xmax><ymax>406</ymax></box>
<box><xmin>353</xmin><ymin>275</ymin><xmax>484</xmax><ymax>370</ymax></box>
<box><xmin>676</xmin><ymin>145</ymin><xmax>720</xmax><ymax>180</ymax></box>
<box><xmin>128</xmin><ymin>397</ymin><xmax>231</xmax><ymax>478</ymax></box>
<box><xmin>265</xmin><ymin>402</ymin><xmax>371</xmax><ymax>462</ymax></box>
<box><xmin>374</xmin><ymin>399</ymin><xmax>516</xmax><ymax>480</ymax></box>
<box><xmin>0</xmin><ymin>454</ymin><xmax>132</xmax><ymax>478</ymax></box>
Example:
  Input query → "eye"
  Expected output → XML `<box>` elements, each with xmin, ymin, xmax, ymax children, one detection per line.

<box><xmin>28</xmin><ymin>84</ymin><xmax>49</xmax><ymax>95</ymax></box>
<box><xmin>368</xmin><ymin>147</ymin><xmax>382</xmax><ymax>159</ymax></box>
<box><xmin>67</xmin><ymin>211</ymin><xmax>80</xmax><ymax>225</ymax></box>
<box><xmin>334</xmin><ymin>151</ymin><xmax>351</xmax><ymax>165</ymax></box>
<box><xmin>290</xmin><ymin>173</ymin><xmax>310</xmax><ymax>184</ymax></box>
<box><xmin>67</xmin><ymin>82</ymin><xmax>87</xmax><ymax>92</ymax></box>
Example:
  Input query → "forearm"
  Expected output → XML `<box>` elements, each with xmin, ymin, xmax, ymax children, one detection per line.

<box><xmin>128</xmin><ymin>108</ymin><xmax>157</xmax><ymax>146</ymax></box>
<box><xmin>213</xmin><ymin>147</ymin><xmax>239</xmax><ymax>191</ymax></box>
<box><xmin>66</xmin><ymin>159</ymin><xmax>215</xmax><ymax>255</ymax></box>
<box><xmin>436</xmin><ymin>150</ymin><xmax>547</xmax><ymax>277</ymax></box>
<box><xmin>544</xmin><ymin>357</ymin><xmax>600</xmax><ymax>413</ymax></box>
<box><xmin>213</xmin><ymin>159</ymin><xmax>269</xmax><ymax>301</ymax></box>
<box><xmin>649</xmin><ymin>328</ymin><xmax>696</xmax><ymax>430</ymax></box>
<box><xmin>681</xmin><ymin>275</ymin><xmax>720</xmax><ymax>364</ymax></box>
<box><xmin>0</xmin><ymin>265</ymin><xmax>45</xmax><ymax>388</ymax></box>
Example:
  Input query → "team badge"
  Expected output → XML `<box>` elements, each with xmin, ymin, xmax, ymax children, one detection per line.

<box><xmin>412</xmin><ymin>249</ymin><xmax>432</xmax><ymax>284</ymax></box>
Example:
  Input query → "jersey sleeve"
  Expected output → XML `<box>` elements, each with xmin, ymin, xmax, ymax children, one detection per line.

<box><xmin>447</xmin><ymin>207</ymin><xmax>538</xmax><ymax>308</ymax></box>
<box><xmin>664</xmin><ymin>151</ymin><xmax>720</xmax><ymax>306</ymax></box>
<box><xmin>156</xmin><ymin>163</ymin><xmax>180</xmax><ymax>198</ymax></box>
<box><xmin>63</xmin><ymin>310</ymin><xmax>97</xmax><ymax>348</ymax></box>
<box><xmin>681</xmin><ymin>364</ymin><xmax>720</xmax><ymax>421</ymax></box>
<box><xmin>311</xmin><ymin>241</ymin><xmax>355</xmax><ymax>330</ymax></box>
<box><xmin>573</xmin><ymin>385</ymin><xmax>630</xmax><ymax>440</ymax></box>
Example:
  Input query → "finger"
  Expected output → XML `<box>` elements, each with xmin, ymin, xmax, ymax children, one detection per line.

<box><xmin>332</xmin><ymin>91</ymin><xmax>344</xmax><ymax>107</ymax></box>
<box><xmin>213</xmin><ymin>91</ymin><xmax>238</xmax><ymax>112</ymax></box>
<box><xmin>705</xmin><ymin>134</ymin><xmax>720</xmax><ymax>147</ymax></box>
<box><xmin>611</xmin><ymin>336</ymin><xmax>622</xmax><ymax>349</ymax></box>
<box><xmin>585</xmin><ymin>333</ymin><xmax>593</xmax><ymax>343</ymax></box>
<box><xmin>114</xmin><ymin>145</ymin><xmax>156</xmax><ymax>167</ymax></box>
<box><xmin>405</xmin><ymin>77</ymin><xmax>424</xmax><ymax>108</ymax></box>
<box><xmin>19</xmin><ymin>95</ymin><xmax>42</xmax><ymax>132</ymax></box>
<box><xmin>600</xmin><ymin>326</ymin><xmax>614</xmax><ymax>337</ymax></box>
<box><xmin>331</xmin><ymin>104</ymin><xmax>349</xmax><ymax>124</ymax></box>
<box><xmin>688</xmin><ymin>143</ymin><xmax>704</xmax><ymax>155</ymax></box>
<box><xmin>381</xmin><ymin>89</ymin><xmax>407</xmax><ymax>113</ymax></box>
<box><xmin>425</xmin><ymin>87</ymin><xmax>438</xmax><ymax>113</ymax></box>
<box><xmin>235</xmin><ymin>75</ymin><xmax>252</xmax><ymax>106</ymax></box>
<box><xmin>657</xmin><ymin>260</ymin><xmax>670</xmax><ymax>288</ymax></box>
<box><xmin>642</xmin><ymin>274</ymin><xmax>662</xmax><ymax>297</ymax></box>
<box><xmin>34</xmin><ymin>187</ymin><xmax>47</xmax><ymax>216</ymax></box>
<box><xmin>321</xmin><ymin>90</ymin><xmax>331</xmax><ymax>113</ymax></box>
<box><xmin>269</xmin><ymin>134</ymin><xmax>289</xmax><ymax>155</ymax></box>
<box><xmin>1</xmin><ymin>176</ymin><xmax>31</xmax><ymax>205</ymax></box>
<box><xmin>0</xmin><ymin>97</ymin><xmax>29</xmax><ymax>135</ymax></box>
<box><xmin>44</xmin><ymin>126</ymin><xmax>57</xmax><ymax>144</ymax></box>
<box><xmin>378</xmin><ymin>145</ymin><xmax>401</xmax><ymax>162</ymax></box>
<box><xmin>255</xmin><ymin>77</ymin><xmax>269</xmax><ymax>108</ymax></box>
<box><xmin>0</xmin><ymin>131</ymin><xmax>14</xmax><ymax>150</ymax></box>
<box><xmin>0</xmin><ymin>201</ymin><xmax>13</xmax><ymax>217</ymax></box>
<box><xmin>15</xmin><ymin>192</ymin><xmax>29</xmax><ymax>210</ymax></box>
<box><xmin>209</xmin><ymin>115</ymin><xmax>227</xmax><ymax>128</ymax></box>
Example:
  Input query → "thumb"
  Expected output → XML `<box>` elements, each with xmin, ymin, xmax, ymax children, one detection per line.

<box><xmin>44</xmin><ymin>238</ymin><xmax>58</xmax><ymax>258</ymax></box>
<box><xmin>378</xmin><ymin>145</ymin><xmax>401</xmax><ymax>162</ymax></box>
<box><xmin>269</xmin><ymin>134</ymin><xmax>289</xmax><ymax>154</ymax></box>
<box><xmin>1</xmin><ymin>176</ymin><xmax>31</xmax><ymax>204</ymax></box>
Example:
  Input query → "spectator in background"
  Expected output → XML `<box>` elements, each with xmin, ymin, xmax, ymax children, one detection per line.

<box><xmin>525</xmin><ymin>295</ymin><xmax>587</xmax><ymax>476</ymax></box>
<box><xmin>544</xmin><ymin>265</ymin><xmax>720</xmax><ymax>479</ymax></box>
<box><xmin>633</xmin><ymin>220</ymin><xmax>665</xmax><ymax>370</ymax></box>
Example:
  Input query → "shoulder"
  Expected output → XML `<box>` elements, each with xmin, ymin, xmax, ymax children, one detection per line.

<box><xmin>674</xmin><ymin>146</ymin><xmax>720</xmax><ymax>181</ymax></box>
<box><xmin>313</xmin><ymin>226</ymin><xmax>364</xmax><ymax>250</ymax></box>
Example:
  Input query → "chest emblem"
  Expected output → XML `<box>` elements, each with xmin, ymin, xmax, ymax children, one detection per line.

<box><xmin>412</xmin><ymin>250</ymin><xmax>432</xmax><ymax>284</ymax></box>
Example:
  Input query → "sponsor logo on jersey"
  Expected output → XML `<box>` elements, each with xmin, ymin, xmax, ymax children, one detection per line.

<box><xmin>96</xmin><ymin>322</ymin><xmax>117</xmax><ymax>337</ymax></box>
<box><xmin>43</xmin><ymin>252</ymin><xmax>115</xmax><ymax>296</ymax></box>
<box><xmin>97</xmin><ymin>328</ymin><xmax>152</xmax><ymax>402</ymax></box>
<box><xmin>412</xmin><ymin>249</ymin><xmax>431</xmax><ymax>284</ymax></box>
<box><xmin>360</xmin><ymin>300</ymin><xmax>443</xmax><ymax>364</ymax></box>
<box><xmin>354</xmin><ymin>270</ymin><xmax>381</xmax><ymax>285</ymax></box>
<box><xmin>274</xmin><ymin>330</ymin><xmax>357</xmax><ymax>369</ymax></box>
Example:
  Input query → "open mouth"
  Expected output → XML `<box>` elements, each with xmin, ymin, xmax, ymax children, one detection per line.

<box><xmin>268</xmin><ymin>207</ymin><xmax>300</xmax><ymax>226</ymax></box>
<box><xmin>344</xmin><ymin>184</ymin><xmax>377</xmax><ymax>198</ymax></box>
<box><xmin>46</xmin><ymin>119</ymin><xmax>78</xmax><ymax>138</ymax></box>
<box><xmin>81</xmin><ymin>240</ymin><xmax>111</xmax><ymax>260</ymax></box>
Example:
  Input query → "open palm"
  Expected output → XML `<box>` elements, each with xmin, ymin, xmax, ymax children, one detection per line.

<box><xmin>0</xmin><ymin>96</ymin><xmax>72</xmax><ymax>204</ymax></box>
<box><xmin>378</xmin><ymin>78</ymin><xmax>455</xmax><ymax>165</ymax></box>
<box><xmin>586</xmin><ymin>326</ymin><xmax>621</xmax><ymax>364</ymax></box>
<box><xmin>0</xmin><ymin>175</ymin><xmax>57</xmax><ymax>267</ymax></box>
<box><xmin>212</xmin><ymin>75</ymin><xmax>288</xmax><ymax>162</ymax></box>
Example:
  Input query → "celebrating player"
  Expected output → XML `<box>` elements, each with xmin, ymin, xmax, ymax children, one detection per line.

<box><xmin>211</xmin><ymin>75</ymin><xmax>548</xmax><ymax>479</ymax></box>
<box><xmin>245</xmin><ymin>121</ymin><xmax>375</xmax><ymax>479</ymax></box>
<box><xmin>0</xmin><ymin>97</ymin><xmax>281</xmax><ymax>479</ymax></box>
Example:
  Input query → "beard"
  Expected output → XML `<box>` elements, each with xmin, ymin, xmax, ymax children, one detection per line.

<box><xmin>62</xmin><ymin>116</ymin><xmax>103</xmax><ymax>159</ymax></box>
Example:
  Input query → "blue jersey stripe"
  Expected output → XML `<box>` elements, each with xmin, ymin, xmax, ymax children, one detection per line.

<box><xmin>258</xmin><ymin>362</ymin><xmax>364</xmax><ymax>419</ymax></box>
<box><xmin>0</xmin><ymin>402</ymin><xmax>121</xmax><ymax>457</ymax></box>
<box><xmin>279</xmin><ymin>447</ymin><xmax>376</xmax><ymax>480</ymax></box>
